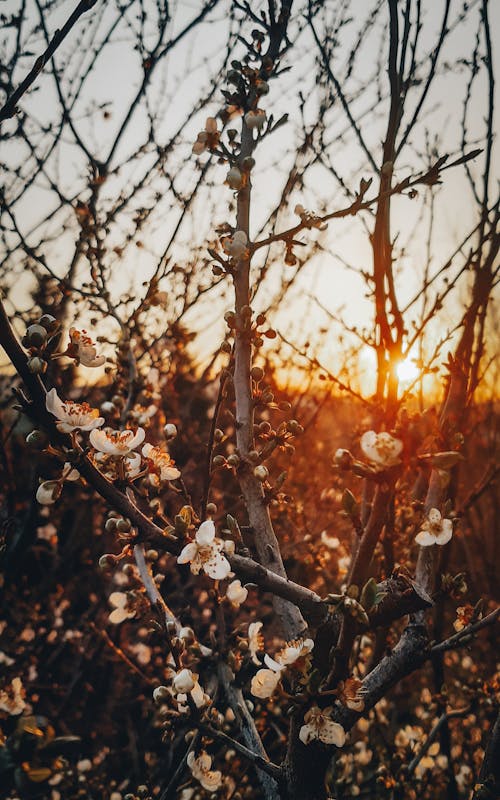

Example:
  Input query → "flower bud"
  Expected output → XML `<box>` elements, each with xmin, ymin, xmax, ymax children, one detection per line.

<box><xmin>153</xmin><ymin>685</ymin><xmax>170</xmax><ymax>704</ymax></box>
<box><xmin>100</xmin><ymin>401</ymin><xmax>117</xmax><ymax>415</ymax></box>
<box><xmin>164</xmin><ymin>423</ymin><xmax>178</xmax><ymax>440</ymax></box>
<box><xmin>26</xmin><ymin>324</ymin><xmax>48</xmax><ymax>347</ymax></box>
<box><xmin>251</xmin><ymin>366</ymin><xmax>264</xmax><ymax>381</ymax></box>
<box><xmin>173</xmin><ymin>668</ymin><xmax>195</xmax><ymax>694</ymax></box>
<box><xmin>335</xmin><ymin>448</ymin><xmax>354</xmax><ymax>470</ymax></box>
<box><xmin>212</xmin><ymin>455</ymin><xmax>226</xmax><ymax>467</ymax></box>
<box><xmin>26</xmin><ymin>429</ymin><xmax>48</xmax><ymax>449</ymax></box>
<box><xmin>253</xmin><ymin>465</ymin><xmax>269</xmax><ymax>481</ymax></box>
<box><xmin>105</xmin><ymin>518</ymin><xmax>118</xmax><ymax>533</ymax></box>
<box><xmin>227</xmin><ymin>454</ymin><xmax>240</xmax><ymax>467</ymax></box>
<box><xmin>223</xmin><ymin>539</ymin><xmax>235</xmax><ymax>556</ymax></box>
<box><xmin>36</xmin><ymin>480</ymin><xmax>61</xmax><ymax>505</ymax></box>
<box><xmin>39</xmin><ymin>314</ymin><xmax>58</xmax><ymax>332</ymax></box>
<box><xmin>179</xmin><ymin>626</ymin><xmax>195</xmax><ymax>643</ymax></box>
<box><xmin>27</xmin><ymin>356</ymin><xmax>47</xmax><ymax>374</ymax></box>
<box><xmin>99</xmin><ymin>554</ymin><xmax>116</xmax><ymax>569</ymax></box>
<box><xmin>226</xmin><ymin>166</ymin><xmax>243</xmax><ymax>190</ymax></box>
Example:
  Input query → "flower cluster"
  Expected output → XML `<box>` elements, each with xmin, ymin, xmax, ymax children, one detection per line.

<box><xmin>250</xmin><ymin>636</ymin><xmax>314</xmax><ymax>699</ymax></box>
<box><xmin>192</xmin><ymin>117</ymin><xmax>220</xmax><ymax>155</ymax></box>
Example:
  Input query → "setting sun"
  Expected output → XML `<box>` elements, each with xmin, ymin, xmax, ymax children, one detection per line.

<box><xmin>397</xmin><ymin>357</ymin><xmax>420</xmax><ymax>383</ymax></box>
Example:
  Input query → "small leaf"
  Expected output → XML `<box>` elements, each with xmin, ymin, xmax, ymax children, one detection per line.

<box><xmin>342</xmin><ymin>488</ymin><xmax>358</xmax><ymax>517</ymax></box>
<box><xmin>360</xmin><ymin>578</ymin><xmax>378</xmax><ymax>611</ymax></box>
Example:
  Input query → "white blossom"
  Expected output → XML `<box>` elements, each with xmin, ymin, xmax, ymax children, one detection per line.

<box><xmin>66</xmin><ymin>328</ymin><xmax>105</xmax><ymax>367</ymax></box>
<box><xmin>173</xmin><ymin>668</ymin><xmax>196</xmax><ymax>694</ymax></box>
<box><xmin>90</xmin><ymin>427</ymin><xmax>145</xmax><ymax>456</ymax></box>
<box><xmin>93</xmin><ymin>451</ymin><xmax>141</xmax><ymax>481</ymax></box>
<box><xmin>248</xmin><ymin>621</ymin><xmax>264</xmax><ymax>665</ymax></box>
<box><xmin>129</xmin><ymin>404</ymin><xmax>157</xmax><ymax>427</ymax></box>
<box><xmin>415</xmin><ymin>508</ymin><xmax>453</xmax><ymax>547</ymax></box>
<box><xmin>263</xmin><ymin>637</ymin><xmax>314</xmax><ymax>672</ymax></box>
<box><xmin>108</xmin><ymin>592</ymin><xmax>135</xmax><ymax>624</ymax></box>
<box><xmin>226</xmin><ymin>579</ymin><xmax>248</xmax><ymax>608</ymax></box>
<box><xmin>250</xmin><ymin>668</ymin><xmax>281</xmax><ymax>699</ymax></box>
<box><xmin>142</xmin><ymin>442</ymin><xmax>180</xmax><ymax>484</ymax></box>
<box><xmin>0</xmin><ymin>677</ymin><xmax>26</xmax><ymax>715</ymax></box>
<box><xmin>187</xmin><ymin>751</ymin><xmax>222</xmax><ymax>792</ymax></box>
<box><xmin>321</xmin><ymin>531</ymin><xmax>340</xmax><ymax>549</ymax></box>
<box><xmin>46</xmin><ymin>388</ymin><xmax>104</xmax><ymax>433</ymax></box>
<box><xmin>177</xmin><ymin>520</ymin><xmax>231</xmax><ymax>580</ymax></box>
<box><xmin>360</xmin><ymin>430</ymin><xmax>403</xmax><ymax>468</ymax></box>
<box><xmin>299</xmin><ymin>706</ymin><xmax>346</xmax><ymax>747</ymax></box>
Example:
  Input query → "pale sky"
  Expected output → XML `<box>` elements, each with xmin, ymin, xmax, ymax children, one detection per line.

<box><xmin>1</xmin><ymin>0</ymin><xmax>498</xmax><ymax>394</ymax></box>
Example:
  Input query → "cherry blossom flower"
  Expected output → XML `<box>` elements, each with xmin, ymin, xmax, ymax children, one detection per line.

<box><xmin>93</xmin><ymin>451</ymin><xmax>141</xmax><ymax>481</ymax></box>
<box><xmin>142</xmin><ymin>442</ymin><xmax>180</xmax><ymax>484</ymax></box>
<box><xmin>360</xmin><ymin>430</ymin><xmax>403</xmax><ymax>468</ymax></box>
<box><xmin>65</xmin><ymin>328</ymin><xmax>105</xmax><ymax>367</ymax></box>
<box><xmin>226</xmin><ymin>579</ymin><xmax>248</xmax><ymax>608</ymax></box>
<box><xmin>129</xmin><ymin>404</ymin><xmax>157</xmax><ymax>427</ymax></box>
<box><xmin>108</xmin><ymin>592</ymin><xmax>135</xmax><ymax>624</ymax></box>
<box><xmin>222</xmin><ymin>230</ymin><xmax>248</xmax><ymax>259</ymax></box>
<box><xmin>453</xmin><ymin>604</ymin><xmax>475</xmax><ymax>632</ymax></box>
<box><xmin>177</xmin><ymin>520</ymin><xmax>231</xmax><ymax>580</ymax></box>
<box><xmin>395</xmin><ymin>724</ymin><xmax>423</xmax><ymax>749</ymax></box>
<box><xmin>251</xmin><ymin>637</ymin><xmax>314</xmax><ymax>698</ymax></box>
<box><xmin>415</xmin><ymin>508</ymin><xmax>453</xmax><ymax>547</ymax></box>
<box><xmin>338</xmin><ymin>677</ymin><xmax>365</xmax><ymax>711</ymax></box>
<box><xmin>248</xmin><ymin>621</ymin><xmax>264</xmax><ymax>665</ymax></box>
<box><xmin>90</xmin><ymin>427</ymin><xmax>145</xmax><ymax>456</ymax></box>
<box><xmin>187</xmin><ymin>751</ymin><xmax>222</xmax><ymax>792</ymax></box>
<box><xmin>173</xmin><ymin>670</ymin><xmax>209</xmax><ymax>710</ymax></box>
<box><xmin>299</xmin><ymin>706</ymin><xmax>346</xmax><ymax>747</ymax></box>
<box><xmin>321</xmin><ymin>531</ymin><xmax>340</xmax><ymax>549</ymax></box>
<box><xmin>263</xmin><ymin>637</ymin><xmax>314</xmax><ymax>672</ymax></box>
<box><xmin>46</xmin><ymin>388</ymin><xmax>104</xmax><ymax>433</ymax></box>
<box><xmin>0</xmin><ymin>677</ymin><xmax>26</xmax><ymax>715</ymax></box>
<box><xmin>250</xmin><ymin>668</ymin><xmax>282</xmax><ymax>699</ymax></box>
<box><xmin>192</xmin><ymin>117</ymin><xmax>219</xmax><ymax>155</ymax></box>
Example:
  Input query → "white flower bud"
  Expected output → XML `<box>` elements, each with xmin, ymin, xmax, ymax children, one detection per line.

<box><xmin>153</xmin><ymin>685</ymin><xmax>170</xmax><ymax>704</ymax></box>
<box><xmin>253</xmin><ymin>465</ymin><xmax>269</xmax><ymax>482</ymax></box>
<box><xmin>36</xmin><ymin>480</ymin><xmax>61</xmax><ymax>505</ymax></box>
<box><xmin>173</xmin><ymin>668</ymin><xmax>196</xmax><ymax>694</ymax></box>
<box><xmin>226</xmin><ymin>166</ymin><xmax>243</xmax><ymax>190</ymax></box>
<box><xmin>164</xmin><ymin>423</ymin><xmax>178</xmax><ymax>440</ymax></box>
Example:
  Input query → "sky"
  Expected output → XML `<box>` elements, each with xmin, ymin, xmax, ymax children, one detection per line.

<box><xmin>1</xmin><ymin>0</ymin><xmax>498</xmax><ymax>395</ymax></box>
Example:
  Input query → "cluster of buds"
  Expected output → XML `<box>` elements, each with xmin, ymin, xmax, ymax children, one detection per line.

<box><xmin>192</xmin><ymin>117</ymin><xmax>220</xmax><ymax>155</ymax></box>
<box><xmin>294</xmin><ymin>204</ymin><xmax>328</xmax><ymax>230</ymax></box>
<box><xmin>22</xmin><ymin>314</ymin><xmax>60</xmax><ymax>374</ymax></box>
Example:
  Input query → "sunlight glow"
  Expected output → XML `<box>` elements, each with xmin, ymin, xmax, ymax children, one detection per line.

<box><xmin>397</xmin><ymin>358</ymin><xmax>420</xmax><ymax>384</ymax></box>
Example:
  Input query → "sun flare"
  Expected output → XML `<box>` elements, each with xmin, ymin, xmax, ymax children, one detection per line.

<box><xmin>396</xmin><ymin>358</ymin><xmax>420</xmax><ymax>384</ymax></box>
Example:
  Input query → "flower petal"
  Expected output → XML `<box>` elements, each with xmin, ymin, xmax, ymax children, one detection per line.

<box><xmin>196</xmin><ymin>520</ymin><xmax>215</xmax><ymax>545</ymax></box>
<box><xmin>415</xmin><ymin>530</ymin><xmax>436</xmax><ymax>547</ymax></box>
<box><xmin>177</xmin><ymin>543</ymin><xmax>198</xmax><ymax>565</ymax></box>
